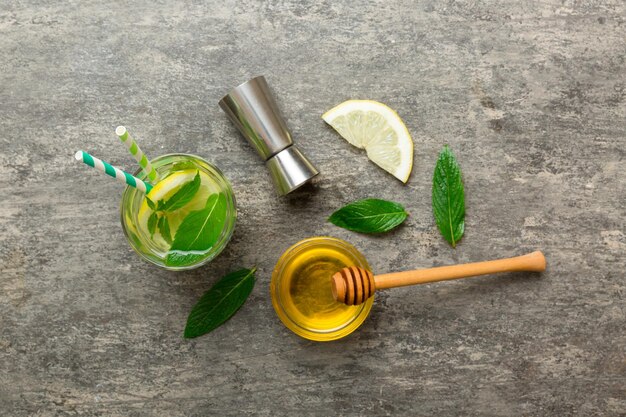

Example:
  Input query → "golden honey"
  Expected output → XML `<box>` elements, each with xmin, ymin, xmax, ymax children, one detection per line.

<box><xmin>270</xmin><ymin>237</ymin><xmax>373</xmax><ymax>341</ymax></box>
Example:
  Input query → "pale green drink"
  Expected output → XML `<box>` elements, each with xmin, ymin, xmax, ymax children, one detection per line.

<box><xmin>121</xmin><ymin>154</ymin><xmax>236</xmax><ymax>270</ymax></box>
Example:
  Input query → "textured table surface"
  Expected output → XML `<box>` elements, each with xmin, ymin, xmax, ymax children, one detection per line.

<box><xmin>1</xmin><ymin>1</ymin><xmax>625</xmax><ymax>416</ymax></box>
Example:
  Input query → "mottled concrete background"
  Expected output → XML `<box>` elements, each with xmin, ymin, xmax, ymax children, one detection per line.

<box><xmin>1</xmin><ymin>0</ymin><xmax>625</xmax><ymax>416</ymax></box>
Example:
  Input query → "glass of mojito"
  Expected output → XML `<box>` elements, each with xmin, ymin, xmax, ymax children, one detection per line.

<box><xmin>121</xmin><ymin>154</ymin><xmax>236</xmax><ymax>270</ymax></box>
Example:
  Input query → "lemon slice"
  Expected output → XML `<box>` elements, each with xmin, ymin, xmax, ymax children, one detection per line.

<box><xmin>137</xmin><ymin>169</ymin><xmax>217</xmax><ymax>249</ymax></box>
<box><xmin>322</xmin><ymin>100</ymin><xmax>413</xmax><ymax>183</ymax></box>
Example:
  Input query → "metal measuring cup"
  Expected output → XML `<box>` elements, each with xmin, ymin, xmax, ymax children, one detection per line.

<box><xmin>219</xmin><ymin>76</ymin><xmax>319</xmax><ymax>195</ymax></box>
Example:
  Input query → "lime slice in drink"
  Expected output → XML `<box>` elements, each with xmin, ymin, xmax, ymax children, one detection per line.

<box><xmin>137</xmin><ymin>169</ymin><xmax>219</xmax><ymax>249</ymax></box>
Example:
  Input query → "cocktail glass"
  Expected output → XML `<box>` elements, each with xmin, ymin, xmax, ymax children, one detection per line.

<box><xmin>121</xmin><ymin>154</ymin><xmax>236</xmax><ymax>270</ymax></box>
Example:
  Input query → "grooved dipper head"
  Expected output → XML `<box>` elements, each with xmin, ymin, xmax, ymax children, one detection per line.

<box><xmin>331</xmin><ymin>266</ymin><xmax>375</xmax><ymax>305</ymax></box>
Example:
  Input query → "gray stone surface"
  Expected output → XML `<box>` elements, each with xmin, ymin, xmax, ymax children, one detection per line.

<box><xmin>1</xmin><ymin>0</ymin><xmax>625</xmax><ymax>415</ymax></box>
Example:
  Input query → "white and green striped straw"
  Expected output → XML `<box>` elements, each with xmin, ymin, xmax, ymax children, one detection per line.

<box><xmin>74</xmin><ymin>150</ymin><xmax>153</xmax><ymax>194</ymax></box>
<box><xmin>115</xmin><ymin>126</ymin><xmax>159</xmax><ymax>183</ymax></box>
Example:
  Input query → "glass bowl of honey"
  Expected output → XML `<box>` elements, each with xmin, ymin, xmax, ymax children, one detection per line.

<box><xmin>270</xmin><ymin>236</ymin><xmax>374</xmax><ymax>341</ymax></box>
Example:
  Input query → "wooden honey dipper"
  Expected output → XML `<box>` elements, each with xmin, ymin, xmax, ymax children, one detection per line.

<box><xmin>331</xmin><ymin>251</ymin><xmax>546</xmax><ymax>305</ymax></box>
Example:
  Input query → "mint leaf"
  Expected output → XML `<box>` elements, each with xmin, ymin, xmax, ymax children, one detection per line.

<box><xmin>328</xmin><ymin>198</ymin><xmax>408</xmax><ymax>233</ymax></box>
<box><xmin>172</xmin><ymin>161</ymin><xmax>198</xmax><ymax>171</ymax></box>
<box><xmin>157</xmin><ymin>200</ymin><xmax>166</xmax><ymax>211</ymax></box>
<box><xmin>165</xmin><ymin>193</ymin><xmax>227</xmax><ymax>267</ymax></box>
<box><xmin>184</xmin><ymin>268</ymin><xmax>256</xmax><ymax>338</ymax></box>
<box><xmin>161</xmin><ymin>171</ymin><xmax>201</xmax><ymax>212</ymax></box>
<box><xmin>146</xmin><ymin>197</ymin><xmax>156</xmax><ymax>210</ymax></box>
<box><xmin>432</xmin><ymin>145</ymin><xmax>465</xmax><ymax>247</ymax></box>
<box><xmin>158</xmin><ymin>216</ymin><xmax>172</xmax><ymax>244</ymax></box>
<box><xmin>147</xmin><ymin>212</ymin><xmax>158</xmax><ymax>237</ymax></box>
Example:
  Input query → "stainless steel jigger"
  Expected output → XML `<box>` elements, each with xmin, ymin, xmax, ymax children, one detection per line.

<box><xmin>219</xmin><ymin>76</ymin><xmax>319</xmax><ymax>195</ymax></box>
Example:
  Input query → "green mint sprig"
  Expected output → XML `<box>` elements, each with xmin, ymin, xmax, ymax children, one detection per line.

<box><xmin>145</xmin><ymin>171</ymin><xmax>201</xmax><ymax>239</ymax></box>
<box><xmin>432</xmin><ymin>145</ymin><xmax>465</xmax><ymax>247</ymax></box>
<box><xmin>165</xmin><ymin>193</ymin><xmax>227</xmax><ymax>267</ymax></box>
<box><xmin>159</xmin><ymin>171</ymin><xmax>201</xmax><ymax>212</ymax></box>
<box><xmin>184</xmin><ymin>268</ymin><xmax>256</xmax><ymax>338</ymax></box>
<box><xmin>328</xmin><ymin>198</ymin><xmax>408</xmax><ymax>233</ymax></box>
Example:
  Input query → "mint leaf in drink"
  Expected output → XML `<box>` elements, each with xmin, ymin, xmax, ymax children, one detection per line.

<box><xmin>165</xmin><ymin>193</ymin><xmax>227</xmax><ymax>267</ymax></box>
<box><xmin>171</xmin><ymin>160</ymin><xmax>198</xmax><ymax>171</ymax></box>
<box><xmin>146</xmin><ymin>197</ymin><xmax>156</xmax><ymax>210</ymax></box>
<box><xmin>328</xmin><ymin>198</ymin><xmax>408</xmax><ymax>233</ymax></box>
<box><xmin>184</xmin><ymin>268</ymin><xmax>256</xmax><ymax>338</ymax></box>
<box><xmin>158</xmin><ymin>216</ymin><xmax>172</xmax><ymax>244</ymax></box>
<box><xmin>432</xmin><ymin>145</ymin><xmax>465</xmax><ymax>247</ymax></box>
<box><xmin>157</xmin><ymin>199</ymin><xmax>166</xmax><ymax>211</ymax></box>
<box><xmin>147</xmin><ymin>212</ymin><xmax>158</xmax><ymax>237</ymax></box>
<box><xmin>161</xmin><ymin>171</ymin><xmax>201</xmax><ymax>212</ymax></box>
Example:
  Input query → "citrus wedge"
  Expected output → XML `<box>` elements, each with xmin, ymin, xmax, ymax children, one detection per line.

<box><xmin>137</xmin><ymin>169</ymin><xmax>217</xmax><ymax>248</ymax></box>
<box><xmin>322</xmin><ymin>100</ymin><xmax>413</xmax><ymax>183</ymax></box>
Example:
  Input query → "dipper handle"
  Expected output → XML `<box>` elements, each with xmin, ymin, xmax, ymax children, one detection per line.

<box><xmin>331</xmin><ymin>251</ymin><xmax>546</xmax><ymax>305</ymax></box>
<box><xmin>375</xmin><ymin>251</ymin><xmax>546</xmax><ymax>289</ymax></box>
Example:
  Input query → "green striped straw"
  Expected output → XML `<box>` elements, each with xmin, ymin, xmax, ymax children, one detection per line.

<box><xmin>74</xmin><ymin>150</ymin><xmax>153</xmax><ymax>194</ymax></box>
<box><xmin>115</xmin><ymin>126</ymin><xmax>159</xmax><ymax>183</ymax></box>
